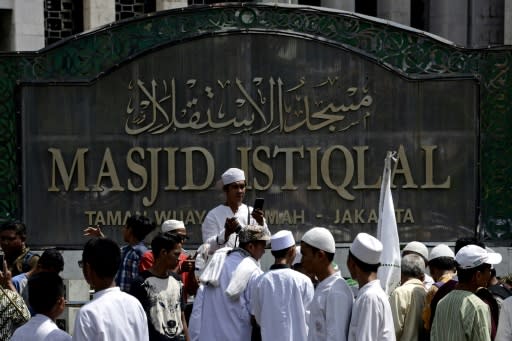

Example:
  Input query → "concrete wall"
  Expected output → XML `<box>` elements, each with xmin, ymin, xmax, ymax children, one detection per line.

<box><xmin>12</xmin><ymin>0</ymin><xmax>44</xmax><ymax>51</ymax></box>
<box><xmin>378</xmin><ymin>0</ymin><xmax>410</xmax><ymax>26</ymax></box>
<box><xmin>83</xmin><ymin>0</ymin><xmax>115</xmax><ymax>31</ymax></box>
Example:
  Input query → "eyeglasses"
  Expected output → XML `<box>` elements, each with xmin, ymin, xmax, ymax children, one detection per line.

<box><xmin>78</xmin><ymin>260</ymin><xmax>83</xmax><ymax>268</ymax></box>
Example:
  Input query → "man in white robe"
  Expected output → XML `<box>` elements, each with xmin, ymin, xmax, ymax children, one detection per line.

<box><xmin>300</xmin><ymin>227</ymin><xmax>354</xmax><ymax>341</ymax></box>
<box><xmin>251</xmin><ymin>230</ymin><xmax>314</xmax><ymax>341</ymax></box>
<box><xmin>189</xmin><ymin>225</ymin><xmax>269</xmax><ymax>341</ymax></box>
<box><xmin>73</xmin><ymin>237</ymin><xmax>149</xmax><ymax>341</ymax></box>
<box><xmin>201</xmin><ymin>168</ymin><xmax>268</xmax><ymax>253</ymax></box>
<box><xmin>347</xmin><ymin>233</ymin><xmax>395</xmax><ymax>341</ymax></box>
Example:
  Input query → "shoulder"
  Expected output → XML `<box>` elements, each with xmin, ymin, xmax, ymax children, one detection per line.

<box><xmin>207</xmin><ymin>205</ymin><xmax>226</xmax><ymax>215</ymax></box>
<box><xmin>46</xmin><ymin>328</ymin><xmax>72</xmax><ymax>341</ymax></box>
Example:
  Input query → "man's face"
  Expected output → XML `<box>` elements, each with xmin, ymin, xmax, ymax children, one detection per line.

<box><xmin>165</xmin><ymin>244</ymin><xmax>183</xmax><ymax>270</ymax></box>
<box><xmin>300</xmin><ymin>242</ymin><xmax>318</xmax><ymax>274</ymax></box>
<box><xmin>225</xmin><ymin>181</ymin><xmax>246</xmax><ymax>206</ymax></box>
<box><xmin>172</xmin><ymin>228</ymin><xmax>188</xmax><ymax>244</ymax></box>
<box><xmin>0</xmin><ymin>230</ymin><xmax>24</xmax><ymax>256</ymax></box>
<box><xmin>247</xmin><ymin>240</ymin><xmax>267</xmax><ymax>260</ymax></box>
<box><xmin>476</xmin><ymin>264</ymin><xmax>492</xmax><ymax>288</ymax></box>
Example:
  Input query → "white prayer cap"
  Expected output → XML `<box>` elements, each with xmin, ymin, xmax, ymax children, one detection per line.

<box><xmin>161</xmin><ymin>220</ymin><xmax>185</xmax><ymax>233</ymax></box>
<box><xmin>221</xmin><ymin>168</ymin><xmax>245</xmax><ymax>185</ymax></box>
<box><xmin>271</xmin><ymin>230</ymin><xmax>295</xmax><ymax>251</ymax></box>
<box><xmin>403</xmin><ymin>241</ymin><xmax>429</xmax><ymax>260</ymax></box>
<box><xmin>293</xmin><ymin>246</ymin><xmax>302</xmax><ymax>264</ymax></box>
<box><xmin>301</xmin><ymin>227</ymin><xmax>335</xmax><ymax>254</ymax></box>
<box><xmin>350</xmin><ymin>233</ymin><xmax>382</xmax><ymax>265</ymax></box>
<box><xmin>428</xmin><ymin>244</ymin><xmax>454</xmax><ymax>261</ymax></box>
<box><xmin>455</xmin><ymin>245</ymin><xmax>502</xmax><ymax>269</ymax></box>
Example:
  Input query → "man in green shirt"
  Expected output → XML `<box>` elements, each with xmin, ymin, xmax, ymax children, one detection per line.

<box><xmin>431</xmin><ymin>245</ymin><xmax>502</xmax><ymax>341</ymax></box>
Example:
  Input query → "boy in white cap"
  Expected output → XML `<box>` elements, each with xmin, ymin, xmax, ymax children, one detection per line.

<box><xmin>139</xmin><ymin>220</ymin><xmax>198</xmax><ymax>302</ymax></box>
<box><xmin>300</xmin><ymin>227</ymin><xmax>353</xmax><ymax>340</ymax></box>
<box><xmin>251</xmin><ymin>230</ymin><xmax>314</xmax><ymax>341</ymax></box>
<box><xmin>189</xmin><ymin>225</ymin><xmax>269</xmax><ymax>341</ymax></box>
<box><xmin>431</xmin><ymin>244</ymin><xmax>502</xmax><ymax>341</ymax></box>
<box><xmin>201</xmin><ymin>168</ymin><xmax>269</xmax><ymax>253</ymax></box>
<box><xmin>402</xmin><ymin>241</ymin><xmax>434</xmax><ymax>289</ymax></box>
<box><xmin>347</xmin><ymin>232</ymin><xmax>395</xmax><ymax>341</ymax></box>
<box><xmin>422</xmin><ymin>244</ymin><xmax>456</xmax><ymax>331</ymax></box>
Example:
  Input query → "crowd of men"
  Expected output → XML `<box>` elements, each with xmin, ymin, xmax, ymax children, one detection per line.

<box><xmin>0</xmin><ymin>167</ymin><xmax>512</xmax><ymax>340</ymax></box>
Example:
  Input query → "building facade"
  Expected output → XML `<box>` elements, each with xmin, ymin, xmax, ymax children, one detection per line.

<box><xmin>0</xmin><ymin>0</ymin><xmax>509</xmax><ymax>52</ymax></box>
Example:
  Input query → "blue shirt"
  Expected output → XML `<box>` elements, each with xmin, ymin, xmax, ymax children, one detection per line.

<box><xmin>115</xmin><ymin>242</ymin><xmax>147</xmax><ymax>292</ymax></box>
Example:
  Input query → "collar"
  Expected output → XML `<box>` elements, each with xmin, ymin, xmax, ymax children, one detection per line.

<box><xmin>402</xmin><ymin>278</ymin><xmax>424</xmax><ymax>286</ymax></box>
<box><xmin>230</xmin><ymin>247</ymin><xmax>252</xmax><ymax>258</ymax></box>
<box><xmin>93</xmin><ymin>286</ymin><xmax>120</xmax><ymax>300</ymax></box>
<box><xmin>270</xmin><ymin>264</ymin><xmax>290</xmax><ymax>270</ymax></box>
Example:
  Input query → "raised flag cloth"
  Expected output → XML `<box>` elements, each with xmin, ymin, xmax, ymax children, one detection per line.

<box><xmin>376</xmin><ymin>151</ymin><xmax>401</xmax><ymax>295</ymax></box>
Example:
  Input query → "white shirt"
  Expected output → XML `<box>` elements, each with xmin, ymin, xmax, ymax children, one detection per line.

<box><xmin>495</xmin><ymin>296</ymin><xmax>512</xmax><ymax>341</ymax></box>
<box><xmin>424</xmin><ymin>273</ymin><xmax>434</xmax><ymax>290</ymax></box>
<box><xmin>251</xmin><ymin>265</ymin><xmax>314</xmax><ymax>341</ymax></box>
<box><xmin>202</xmin><ymin>204</ymin><xmax>269</xmax><ymax>252</ymax></box>
<box><xmin>11</xmin><ymin>314</ymin><xmax>71</xmax><ymax>341</ymax></box>
<box><xmin>308</xmin><ymin>271</ymin><xmax>354</xmax><ymax>341</ymax></box>
<box><xmin>190</xmin><ymin>249</ymin><xmax>262</xmax><ymax>341</ymax></box>
<box><xmin>348</xmin><ymin>279</ymin><xmax>396</xmax><ymax>341</ymax></box>
<box><xmin>72</xmin><ymin>286</ymin><xmax>149</xmax><ymax>341</ymax></box>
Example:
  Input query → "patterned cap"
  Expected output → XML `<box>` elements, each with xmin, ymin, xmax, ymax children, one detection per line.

<box><xmin>238</xmin><ymin>224</ymin><xmax>270</xmax><ymax>243</ymax></box>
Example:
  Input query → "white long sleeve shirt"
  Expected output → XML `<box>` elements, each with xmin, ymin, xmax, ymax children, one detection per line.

<box><xmin>201</xmin><ymin>204</ymin><xmax>269</xmax><ymax>253</ymax></box>
<box><xmin>252</xmin><ymin>265</ymin><xmax>314</xmax><ymax>341</ymax></box>
<box><xmin>348</xmin><ymin>279</ymin><xmax>396</xmax><ymax>341</ymax></box>
<box><xmin>190</xmin><ymin>249</ymin><xmax>262</xmax><ymax>341</ymax></box>
<box><xmin>73</xmin><ymin>287</ymin><xmax>149</xmax><ymax>341</ymax></box>
<box><xmin>308</xmin><ymin>271</ymin><xmax>354</xmax><ymax>341</ymax></box>
<box><xmin>495</xmin><ymin>296</ymin><xmax>512</xmax><ymax>341</ymax></box>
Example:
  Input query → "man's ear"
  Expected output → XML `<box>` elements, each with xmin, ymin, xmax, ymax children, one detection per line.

<box><xmin>287</xmin><ymin>246</ymin><xmax>296</xmax><ymax>260</ymax></box>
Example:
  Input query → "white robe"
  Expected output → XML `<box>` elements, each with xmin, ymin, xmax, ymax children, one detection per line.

<box><xmin>308</xmin><ymin>271</ymin><xmax>354</xmax><ymax>341</ymax></box>
<box><xmin>73</xmin><ymin>287</ymin><xmax>149</xmax><ymax>341</ymax></box>
<box><xmin>201</xmin><ymin>204</ymin><xmax>269</xmax><ymax>253</ymax></box>
<box><xmin>348</xmin><ymin>279</ymin><xmax>396</xmax><ymax>341</ymax></box>
<box><xmin>189</xmin><ymin>249</ymin><xmax>262</xmax><ymax>341</ymax></box>
<box><xmin>11</xmin><ymin>314</ymin><xmax>71</xmax><ymax>341</ymax></box>
<box><xmin>251</xmin><ymin>266</ymin><xmax>314</xmax><ymax>341</ymax></box>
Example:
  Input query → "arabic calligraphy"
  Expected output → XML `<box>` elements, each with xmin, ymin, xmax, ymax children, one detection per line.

<box><xmin>124</xmin><ymin>76</ymin><xmax>374</xmax><ymax>135</ymax></box>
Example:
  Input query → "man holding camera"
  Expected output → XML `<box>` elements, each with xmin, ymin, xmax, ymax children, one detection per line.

<box><xmin>201</xmin><ymin>168</ymin><xmax>268</xmax><ymax>253</ymax></box>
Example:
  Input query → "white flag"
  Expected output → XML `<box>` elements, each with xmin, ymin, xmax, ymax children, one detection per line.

<box><xmin>376</xmin><ymin>151</ymin><xmax>401</xmax><ymax>295</ymax></box>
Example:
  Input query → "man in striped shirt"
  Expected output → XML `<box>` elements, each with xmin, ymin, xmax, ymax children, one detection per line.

<box><xmin>431</xmin><ymin>245</ymin><xmax>502</xmax><ymax>341</ymax></box>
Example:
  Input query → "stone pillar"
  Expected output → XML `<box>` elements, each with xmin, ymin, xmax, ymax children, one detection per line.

<box><xmin>83</xmin><ymin>0</ymin><xmax>115</xmax><ymax>31</ymax></box>
<box><xmin>377</xmin><ymin>0</ymin><xmax>410</xmax><ymax>26</ymax></box>
<box><xmin>12</xmin><ymin>0</ymin><xmax>44</xmax><ymax>51</ymax></box>
<box><xmin>429</xmin><ymin>0</ymin><xmax>468</xmax><ymax>46</ymax></box>
<box><xmin>467</xmin><ymin>0</ymin><xmax>504</xmax><ymax>47</ymax></box>
<box><xmin>322</xmin><ymin>0</ymin><xmax>355</xmax><ymax>12</ymax></box>
<box><xmin>156</xmin><ymin>0</ymin><xmax>187</xmax><ymax>10</ymax></box>
<box><xmin>505</xmin><ymin>0</ymin><xmax>512</xmax><ymax>44</ymax></box>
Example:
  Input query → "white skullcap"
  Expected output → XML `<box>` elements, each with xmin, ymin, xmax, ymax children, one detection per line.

<box><xmin>350</xmin><ymin>233</ymin><xmax>382</xmax><ymax>265</ymax></box>
<box><xmin>271</xmin><ymin>230</ymin><xmax>295</xmax><ymax>251</ymax></box>
<box><xmin>301</xmin><ymin>227</ymin><xmax>335</xmax><ymax>254</ymax></box>
<box><xmin>221</xmin><ymin>168</ymin><xmax>245</xmax><ymax>185</ymax></box>
<box><xmin>293</xmin><ymin>246</ymin><xmax>302</xmax><ymax>265</ymax></box>
<box><xmin>161</xmin><ymin>220</ymin><xmax>185</xmax><ymax>233</ymax></box>
<box><xmin>428</xmin><ymin>244</ymin><xmax>454</xmax><ymax>261</ymax></box>
<box><xmin>403</xmin><ymin>241</ymin><xmax>429</xmax><ymax>260</ymax></box>
<box><xmin>455</xmin><ymin>245</ymin><xmax>502</xmax><ymax>269</ymax></box>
